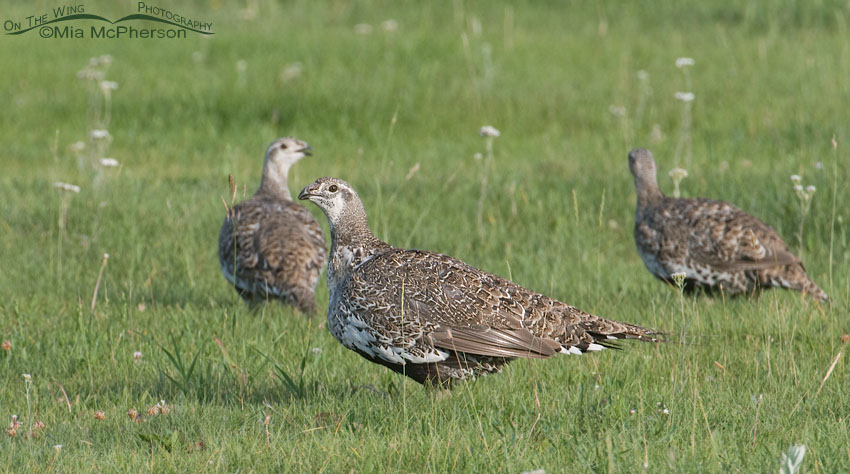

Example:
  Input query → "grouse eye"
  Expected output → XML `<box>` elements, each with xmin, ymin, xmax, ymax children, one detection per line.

<box><xmin>328</xmin><ymin>185</ymin><xmax>339</xmax><ymax>193</ymax></box>
<box><xmin>279</xmin><ymin>143</ymin><xmax>288</xmax><ymax>150</ymax></box>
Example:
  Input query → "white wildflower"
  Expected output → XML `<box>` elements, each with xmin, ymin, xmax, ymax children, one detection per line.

<box><xmin>311</xmin><ymin>347</ymin><xmax>322</xmax><ymax>354</ymax></box>
<box><xmin>675</xmin><ymin>57</ymin><xmax>695</xmax><ymax>68</ymax></box>
<box><xmin>637</xmin><ymin>70</ymin><xmax>649</xmax><ymax>80</ymax></box>
<box><xmin>89</xmin><ymin>129</ymin><xmax>111</xmax><ymax>140</ymax></box>
<box><xmin>790</xmin><ymin>174</ymin><xmax>802</xmax><ymax>183</ymax></box>
<box><xmin>381</xmin><ymin>19</ymin><xmax>398</xmax><ymax>32</ymax></box>
<box><xmin>806</xmin><ymin>185</ymin><xmax>816</xmax><ymax>194</ymax></box>
<box><xmin>54</xmin><ymin>444</ymin><xmax>63</xmax><ymax>451</ymax></box>
<box><xmin>815</xmin><ymin>162</ymin><xmax>823</xmax><ymax>170</ymax></box>
<box><xmin>98</xmin><ymin>54</ymin><xmax>113</xmax><ymax>66</ymax></box>
<box><xmin>674</xmin><ymin>92</ymin><xmax>695</xmax><ymax>102</ymax></box>
<box><xmin>99</xmin><ymin>158</ymin><xmax>120</xmax><ymax>167</ymax></box>
<box><xmin>54</xmin><ymin>182</ymin><xmax>81</xmax><ymax>193</ymax></box>
<box><xmin>793</xmin><ymin>184</ymin><xmax>803</xmax><ymax>192</ymax></box>
<box><xmin>280</xmin><ymin>62</ymin><xmax>303</xmax><ymax>81</ymax></box>
<box><xmin>70</xmin><ymin>141</ymin><xmax>86</xmax><ymax>153</ymax></box>
<box><xmin>22</xmin><ymin>374</ymin><xmax>31</xmax><ymax>381</ymax></box>
<box><xmin>478</xmin><ymin>125</ymin><xmax>500</xmax><ymax>137</ymax></box>
<box><xmin>668</xmin><ymin>168</ymin><xmax>689</xmax><ymax>180</ymax></box>
<box><xmin>663</xmin><ymin>408</ymin><xmax>670</xmax><ymax>414</ymax></box>
<box><xmin>133</xmin><ymin>351</ymin><xmax>142</xmax><ymax>360</ymax></box>
<box><xmin>671</xmin><ymin>272</ymin><xmax>687</xmax><ymax>288</ymax></box>
<box><xmin>99</xmin><ymin>81</ymin><xmax>118</xmax><ymax>92</ymax></box>
<box><xmin>354</xmin><ymin>23</ymin><xmax>373</xmax><ymax>35</ymax></box>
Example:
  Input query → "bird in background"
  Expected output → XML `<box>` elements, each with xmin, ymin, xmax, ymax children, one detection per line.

<box><xmin>218</xmin><ymin>137</ymin><xmax>327</xmax><ymax>313</ymax></box>
<box><xmin>628</xmin><ymin>148</ymin><xmax>827</xmax><ymax>301</ymax></box>
<box><xmin>298</xmin><ymin>177</ymin><xmax>661</xmax><ymax>388</ymax></box>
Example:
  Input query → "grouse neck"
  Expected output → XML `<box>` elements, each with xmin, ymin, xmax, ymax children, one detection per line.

<box><xmin>634</xmin><ymin>173</ymin><xmax>664</xmax><ymax>208</ymax></box>
<box><xmin>326</xmin><ymin>202</ymin><xmax>388</xmax><ymax>289</ymax></box>
<box><xmin>258</xmin><ymin>159</ymin><xmax>292</xmax><ymax>200</ymax></box>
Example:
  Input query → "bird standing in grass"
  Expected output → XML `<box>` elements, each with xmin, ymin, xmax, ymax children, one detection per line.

<box><xmin>298</xmin><ymin>177</ymin><xmax>660</xmax><ymax>388</ymax></box>
<box><xmin>628</xmin><ymin>148</ymin><xmax>828</xmax><ymax>301</ymax></box>
<box><xmin>218</xmin><ymin>138</ymin><xmax>326</xmax><ymax>313</ymax></box>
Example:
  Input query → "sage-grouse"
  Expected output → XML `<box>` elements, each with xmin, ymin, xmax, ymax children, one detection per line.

<box><xmin>628</xmin><ymin>148</ymin><xmax>827</xmax><ymax>301</ymax></box>
<box><xmin>298</xmin><ymin>177</ymin><xmax>660</xmax><ymax>387</ymax></box>
<box><xmin>218</xmin><ymin>137</ymin><xmax>326</xmax><ymax>312</ymax></box>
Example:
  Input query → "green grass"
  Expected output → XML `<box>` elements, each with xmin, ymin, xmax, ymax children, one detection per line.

<box><xmin>2</xmin><ymin>0</ymin><xmax>850</xmax><ymax>471</ymax></box>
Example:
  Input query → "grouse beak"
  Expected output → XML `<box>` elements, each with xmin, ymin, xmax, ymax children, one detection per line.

<box><xmin>298</xmin><ymin>187</ymin><xmax>316</xmax><ymax>201</ymax></box>
<box><xmin>301</xmin><ymin>145</ymin><xmax>313</xmax><ymax>157</ymax></box>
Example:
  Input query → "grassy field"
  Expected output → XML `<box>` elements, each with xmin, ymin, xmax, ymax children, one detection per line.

<box><xmin>2</xmin><ymin>0</ymin><xmax>849</xmax><ymax>471</ymax></box>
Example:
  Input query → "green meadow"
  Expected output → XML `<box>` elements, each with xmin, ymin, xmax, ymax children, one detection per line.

<box><xmin>1</xmin><ymin>0</ymin><xmax>849</xmax><ymax>471</ymax></box>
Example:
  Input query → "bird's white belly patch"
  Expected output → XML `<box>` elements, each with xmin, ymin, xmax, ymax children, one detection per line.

<box><xmin>334</xmin><ymin>314</ymin><xmax>448</xmax><ymax>365</ymax></box>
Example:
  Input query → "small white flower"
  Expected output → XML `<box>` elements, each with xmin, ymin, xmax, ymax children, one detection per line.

<box><xmin>479</xmin><ymin>125</ymin><xmax>500</xmax><ymax>137</ymax></box>
<box><xmin>594</xmin><ymin>384</ymin><xmax>600</xmax><ymax>390</ymax></box>
<box><xmin>473</xmin><ymin>153</ymin><xmax>483</xmax><ymax>160</ymax></box>
<box><xmin>381</xmin><ymin>19</ymin><xmax>398</xmax><ymax>32</ymax></box>
<box><xmin>663</xmin><ymin>408</ymin><xmax>670</xmax><ymax>414</ymax></box>
<box><xmin>70</xmin><ymin>141</ymin><xmax>86</xmax><ymax>153</ymax></box>
<box><xmin>793</xmin><ymin>184</ymin><xmax>803</xmax><ymax>192</ymax></box>
<box><xmin>815</xmin><ymin>162</ymin><xmax>823</xmax><ymax>170</ymax></box>
<box><xmin>99</xmin><ymin>158</ymin><xmax>120</xmax><ymax>167</ymax></box>
<box><xmin>790</xmin><ymin>174</ymin><xmax>802</xmax><ymax>183</ymax></box>
<box><xmin>280</xmin><ymin>62</ymin><xmax>303</xmax><ymax>81</ymax></box>
<box><xmin>674</xmin><ymin>92</ymin><xmax>695</xmax><ymax>102</ymax></box>
<box><xmin>311</xmin><ymin>347</ymin><xmax>322</xmax><ymax>354</ymax></box>
<box><xmin>99</xmin><ymin>80</ymin><xmax>118</xmax><ymax>92</ymax></box>
<box><xmin>53</xmin><ymin>444</ymin><xmax>63</xmax><ymax>451</ymax></box>
<box><xmin>98</xmin><ymin>54</ymin><xmax>113</xmax><ymax>66</ymax></box>
<box><xmin>54</xmin><ymin>182</ymin><xmax>81</xmax><ymax>193</ymax></box>
<box><xmin>89</xmin><ymin>129</ymin><xmax>111</xmax><ymax>140</ymax></box>
<box><xmin>235</xmin><ymin>60</ymin><xmax>247</xmax><ymax>73</ymax></box>
<box><xmin>636</xmin><ymin>70</ymin><xmax>649</xmax><ymax>80</ymax></box>
<box><xmin>806</xmin><ymin>185</ymin><xmax>816</xmax><ymax>193</ymax></box>
<box><xmin>133</xmin><ymin>351</ymin><xmax>142</xmax><ymax>360</ymax></box>
<box><xmin>671</xmin><ymin>272</ymin><xmax>687</xmax><ymax>288</ymax></box>
<box><xmin>668</xmin><ymin>168</ymin><xmax>689</xmax><ymax>180</ymax></box>
<box><xmin>630</xmin><ymin>409</ymin><xmax>636</xmax><ymax>414</ymax></box>
<box><xmin>675</xmin><ymin>57</ymin><xmax>695</xmax><ymax>68</ymax></box>
<box><xmin>354</xmin><ymin>23</ymin><xmax>373</xmax><ymax>35</ymax></box>
<box><xmin>22</xmin><ymin>374</ymin><xmax>31</xmax><ymax>380</ymax></box>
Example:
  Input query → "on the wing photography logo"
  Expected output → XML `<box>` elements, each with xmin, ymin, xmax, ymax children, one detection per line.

<box><xmin>4</xmin><ymin>3</ymin><xmax>214</xmax><ymax>39</ymax></box>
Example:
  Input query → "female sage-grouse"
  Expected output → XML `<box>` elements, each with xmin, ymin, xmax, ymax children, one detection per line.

<box><xmin>628</xmin><ymin>148</ymin><xmax>827</xmax><ymax>301</ymax></box>
<box><xmin>218</xmin><ymin>137</ymin><xmax>326</xmax><ymax>312</ymax></box>
<box><xmin>298</xmin><ymin>177</ymin><xmax>660</xmax><ymax>387</ymax></box>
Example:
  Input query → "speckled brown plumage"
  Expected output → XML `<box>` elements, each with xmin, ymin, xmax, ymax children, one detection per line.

<box><xmin>299</xmin><ymin>177</ymin><xmax>660</xmax><ymax>387</ymax></box>
<box><xmin>218</xmin><ymin>138</ymin><xmax>326</xmax><ymax>312</ymax></box>
<box><xmin>629</xmin><ymin>148</ymin><xmax>827</xmax><ymax>301</ymax></box>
